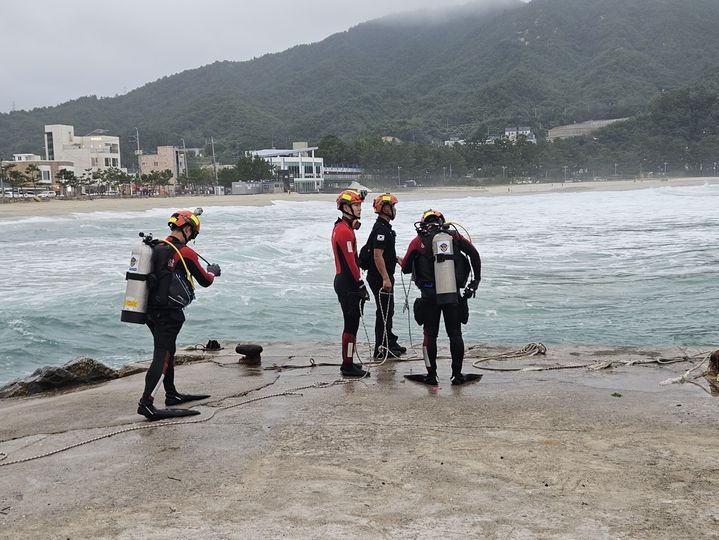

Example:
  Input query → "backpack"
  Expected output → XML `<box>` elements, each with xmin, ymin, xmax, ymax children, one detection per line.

<box><xmin>358</xmin><ymin>240</ymin><xmax>372</xmax><ymax>271</ymax></box>
<box><xmin>148</xmin><ymin>239</ymin><xmax>195</xmax><ymax>308</ymax></box>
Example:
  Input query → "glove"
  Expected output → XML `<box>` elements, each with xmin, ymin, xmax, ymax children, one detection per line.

<box><xmin>358</xmin><ymin>281</ymin><xmax>370</xmax><ymax>302</ymax></box>
<box><xmin>207</xmin><ymin>263</ymin><xmax>221</xmax><ymax>277</ymax></box>
<box><xmin>463</xmin><ymin>279</ymin><xmax>479</xmax><ymax>299</ymax></box>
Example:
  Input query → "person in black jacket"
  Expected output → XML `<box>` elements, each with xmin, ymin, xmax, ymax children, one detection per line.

<box><xmin>366</xmin><ymin>193</ymin><xmax>406</xmax><ymax>359</ymax></box>
<box><xmin>401</xmin><ymin>209</ymin><xmax>481</xmax><ymax>385</ymax></box>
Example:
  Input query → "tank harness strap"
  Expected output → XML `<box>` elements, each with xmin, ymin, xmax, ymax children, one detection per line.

<box><xmin>159</xmin><ymin>239</ymin><xmax>195</xmax><ymax>290</ymax></box>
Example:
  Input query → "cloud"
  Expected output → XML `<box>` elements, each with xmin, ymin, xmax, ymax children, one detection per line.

<box><xmin>0</xmin><ymin>0</ymin><xmax>529</xmax><ymax>112</ymax></box>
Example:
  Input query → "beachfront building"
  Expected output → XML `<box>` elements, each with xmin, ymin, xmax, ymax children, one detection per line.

<box><xmin>138</xmin><ymin>146</ymin><xmax>188</xmax><ymax>194</ymax></box>
<box><xmin>323</xmin><ymin>165</ymin><xmax>363</xmax><ymax>190</ymax></box>
<box><xmin>1</xmin><ymin>154</ymin><xmax>74</xmax><ymax>193</ymax></box>
<box><xmin>547</xmin><ymin>118</ymin><xmax>629</xmax><ymax>142</ymax></box>
<box><xmin>44</xmin><ymin>124</ymin><xmax>122</xmax><ymax>173</ymax></box>
<box><xmin>251</xmin><ymin>142</ymin><xmax>324</xmax><ymax>193</ymax></box>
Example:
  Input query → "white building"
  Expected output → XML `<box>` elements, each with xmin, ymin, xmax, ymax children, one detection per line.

<box><xmin>504</xmin><ymin>127</ymin><xmax>537</xmax><ymax>144</ymax></box>
<box><xmin>44</xmin><ymin>124</ymin><xmax>122</xmax><ymax>173</ymax></box>
<box><xmin>444</xmin><ymin>138</ymin><xmax>466</xmax><ymax>146</ymax></box>
<box><xmin>251</xmin><ymin>142</ymin><xmax>324</xmax><ymax>193</ymax></box>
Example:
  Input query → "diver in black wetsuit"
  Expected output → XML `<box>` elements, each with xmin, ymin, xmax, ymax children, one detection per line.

<box><xmin>137</xmin><ymin>209</ymin><xmax>221</xmax><ymax>420</ymax></box>
<box><xmin>401</xmin><ymin>210</ymin><xmax>481</xmax><ymax>386</ymax></box>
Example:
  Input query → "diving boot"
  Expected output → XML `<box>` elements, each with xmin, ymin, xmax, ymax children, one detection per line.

<box><xmin>389</xmin><ymin>343</ymin><xmax>407</xmax><ymax>355</ymax></box>
<box><xmin>405</xmin><ymin>372</ymin><xmax>438</xmax><ymax>385</ymax></box>
<box><xmin>165</xmin><ymin>392</ymin><xmax>211</xmax><ymax>406</ymax></box>
<box><xmin>137</xmin><ymin>398</ymin><xmax>159</xmax><ymax>419</ymax></box>
<box><xmin>341</xmin><ymin>363</ymin><xmax>369</xmax><ymax>378</ymax></box>
<box><xmin>451</xmin><ymin>373</ymin><xmax>483</xmax><ymax>385</ymax></box>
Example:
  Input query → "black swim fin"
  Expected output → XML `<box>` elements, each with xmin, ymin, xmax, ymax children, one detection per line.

<box><xmin>405</xmin><ymin>374</ymin><xmax>439</xmax><ymax>386</ymax></box>
<box><xmin>451</xmin><ymin>373</ymin><xmax>483</xmax><ymax>386</ymax></box>
<box><xmin>138</xmin><ymin>401</ymin><xmax>201</xmax><ymax>421</ymax></box>
<box><xmin>165</xmin><ymin>393</ymin><xmax>211</xmax><ymax>406</ymax></box>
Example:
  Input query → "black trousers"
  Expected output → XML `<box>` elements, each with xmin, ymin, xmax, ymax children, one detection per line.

<box><xmin>141</xmin><ymin>308</ymin><xmax>185</xmax><ymax>401</ymax></box>
<box><xmin>418</xmin><ymin>298</ymin><xmax>464</xmax><ymax>376</ymax></box>
<box><xmin>368</xmin><ymin>274</ymin><xmax>398</xmax><ymax>352</ymax></box>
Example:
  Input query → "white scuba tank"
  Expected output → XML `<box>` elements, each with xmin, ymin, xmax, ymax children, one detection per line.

<box><xmin>121</xmin><ymin>236</ymin><xmax>154</xmax><ymax>324</ymax></box>
<box><xmin>432</xmin><ymin>230</ymin><xmax>458</xmax><ymax>305</ymax></box>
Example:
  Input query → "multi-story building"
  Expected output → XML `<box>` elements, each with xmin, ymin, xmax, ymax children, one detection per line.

<box><xmin>504</xmin><ymin>127</ymin><xmax>537</xmax><ymax>144</ymax></box>
<box><xmin>138</xmin><ymin>146</ymin><xmax>187</xmax><ymax>193</ymax></box>
<box><xmin>1</xmin><ymin>154</ymin><xmax>74</xmax><ymax>192</ymax></box>
<box><xmin>44</xmin><ymin>124</ymin><xmax>122</xmax><ymax>173</ymax></box>
<box><xmin>251</xmin><ymin>142</ymin><xmax>324</xmax><ymax>193</ymax></box>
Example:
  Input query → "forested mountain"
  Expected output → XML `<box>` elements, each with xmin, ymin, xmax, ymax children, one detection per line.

<box><xmin>1</xmin><ymin>0</ymin><xmax>719</xmax><ymax>167</ymax></box>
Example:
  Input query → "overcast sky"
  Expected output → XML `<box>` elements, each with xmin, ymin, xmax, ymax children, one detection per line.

<box><xmin>0</xmin><ymin>0</ymin><xmax>527</xmax><ymax>114</ymax></box>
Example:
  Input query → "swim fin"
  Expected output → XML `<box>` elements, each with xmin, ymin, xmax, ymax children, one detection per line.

<box><xmin>450</xmin><ymin>373</ymin><xmax>483</xmax><ymax>386</ymax></box>
<box><xmin>404</xmin><ymin>373</ymin><xmax>439</xmax><ymax>386</ymax></box>
<box><xmin>165</xmin><ymin>392</ymin><xmax>211</xmax><ymax>406</ymax></box>
<box><xmin>138</xmin><ymin>401</ymin><xmax>201</xmax><ymax>421</ymax></box>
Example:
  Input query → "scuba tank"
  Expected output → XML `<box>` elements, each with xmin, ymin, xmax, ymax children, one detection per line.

<box><xmin>432</xmin><ymin>229</ymin><xmax>459</xmax><ymax>305</ymax></box>
<box><xmin>121</xmin><ymin>233</ymin><xmax>154</xmax><ymax>324</ymax></box>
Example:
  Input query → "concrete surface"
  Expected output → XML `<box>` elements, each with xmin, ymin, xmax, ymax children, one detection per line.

<box><xmin>1</xmin><ymin>342</ymin><xmax>718</xmax><ymax>539</ymax></box>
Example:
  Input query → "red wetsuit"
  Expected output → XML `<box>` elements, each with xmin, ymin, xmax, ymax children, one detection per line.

<box><xmin>331</xmin><ymin>218</ymin><xmax>363</xmax><ymax>365</ymax></box>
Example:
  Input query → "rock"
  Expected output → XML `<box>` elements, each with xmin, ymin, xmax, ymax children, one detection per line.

<box><xmin>0</xmin><ymin>357</ymin><xmax>118</xmax><ymax>398</ymax></box>
<box><xmin>117</xmin><ymin>363</ymin><xmax>148</xmax><ymax>378</ymax></box>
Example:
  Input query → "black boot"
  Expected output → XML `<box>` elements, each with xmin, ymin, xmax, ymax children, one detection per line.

<box><xmin>341</xmin><ymin>363</ymin><xmax>369</xmax><ymax>377</ymax></box>
<box><xmin>137</xmin><ymin>398</ymin><xmax>158</xmax><ymax>419</ymax></box>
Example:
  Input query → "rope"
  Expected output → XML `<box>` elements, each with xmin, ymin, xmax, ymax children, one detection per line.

<box><xmin>469</xmin><ymin>343</ymin><xmax>547</xmax><ymax>368</ymax></box>
<box><xmin>0</xmin><ymin>377</ymin><xmax>349</xmax><ymax>467</ymax></box>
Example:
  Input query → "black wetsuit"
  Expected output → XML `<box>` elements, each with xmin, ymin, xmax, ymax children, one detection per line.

<box><xmin>366</xmin><ymin>217</ymin><xmax>399</xmax><ymax>354</ymax></box>
<box><xmin>401</xmin><ymin>230</ymin><xmax>481</xmax><ymax>378</ymax></box>
<box><xmin>141</xmin><ymin>237</ymin><xmax>215</xmax><ymax>403</ymax></box>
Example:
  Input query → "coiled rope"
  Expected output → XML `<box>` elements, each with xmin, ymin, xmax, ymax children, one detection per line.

<box><xmin>470</xmin><ymin>343</ymin><xmax>547</xmax><ymax>368</ymax></box>
<box><xmin>0</xmin><ymin>377</ymin><xmax>350</xmax><ymax>468</ymax></box>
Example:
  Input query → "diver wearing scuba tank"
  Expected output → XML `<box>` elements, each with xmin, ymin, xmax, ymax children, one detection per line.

<box><xmin>137</xmin><ymin>209</ymin><xmax>221</xmax><ymax>421</ymax></box>
<box><xmin>332</xmin><ymin>190</ymin><xmax>369</xmax><ymax>378</ymax></box>
<box><xmin>401</xmin><ymin>209</ymin><xmax>481</xmax><ymax>386</ymax></box>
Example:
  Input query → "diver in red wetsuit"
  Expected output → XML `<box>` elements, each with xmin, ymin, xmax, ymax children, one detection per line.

<box><xmin>137</xmin><ymin>209</ymin><xmax>221</xmax><ymax>420</ymax></box>
<box><xmin>331</xmin><ymin>189</ymin><xmax>370</xmax><ymax>377</ymax></box>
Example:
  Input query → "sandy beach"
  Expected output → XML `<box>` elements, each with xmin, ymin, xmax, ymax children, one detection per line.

<box><xmin>1</xmin><ymin>176</ymin><xmax>717</xmax><ymax>219</ymax></box>
<box><xmin>1</xmin><ymin>341</ymin><xmax>718</xmax><ymax>538</ymax></box>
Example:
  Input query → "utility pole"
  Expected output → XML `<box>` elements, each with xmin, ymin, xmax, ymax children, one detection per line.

<box><xmin>210</xmin><ymin>136</ymin><xmax>218</xmax><ymax>187</ymax></box>
<box><xmin>133</xmin><ymin>127</ymin><xmax>141</xmax><ymax>197</ymax></box>
<box><xmin>0</xmin><ymin>158</ymin><xmax>5</xmax><ymax>202</ymax></box>
<box><xmin>397</xmin><ymin>165</ymin><xmax>401</xmax><ymax>188</ymax></box>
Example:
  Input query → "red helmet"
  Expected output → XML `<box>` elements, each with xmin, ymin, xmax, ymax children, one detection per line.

<box><xmin>168</xmin><ymin>209</ymin><xmax>201</xmax><ymax>238</ymax></box>
<box><xmin>336</xmin><ymin>189</ymin><xmax>366</xmax><ymax>210</ymax></box>
<box><xmin>373</xmin><ymin>193</ymin><xmax>398</xmax><ymax>213</ymax></box>
<box><xmin>420</xmin><ymin>209</ymin><xmax>445</xmax><ymax>225</ymax></box>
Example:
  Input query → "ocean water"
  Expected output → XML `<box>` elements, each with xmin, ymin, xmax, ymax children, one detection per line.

<box><xmin>1</xmin><ymin>185</ymin><xmax>717</xmax><ymax>384</ymax></box>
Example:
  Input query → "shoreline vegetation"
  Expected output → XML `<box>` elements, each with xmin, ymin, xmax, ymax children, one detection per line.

<box><xmin>1</xmin><ymin>176</ymin><xmax>717</xmax><ymax>219</ymax></box>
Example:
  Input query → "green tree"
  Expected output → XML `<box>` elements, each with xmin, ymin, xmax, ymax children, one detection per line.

<box><xmin>234</xmin><ymin>154</ymin><xmax>275</xmax><ymax>181</ymax></box>
<box><xmin>25</xmin><ymin>163</ymin><xmax>40</xmax><ymax>193</ymax></box>
<box><xmin>7</xmin><ymin>168</ymin><xmax>29</xmax><ymax>194</ymax></box>
<box><xmin>56</xmin><ymin>169</ymin><xmax>80</xmax><ymax>197</ymax></box>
